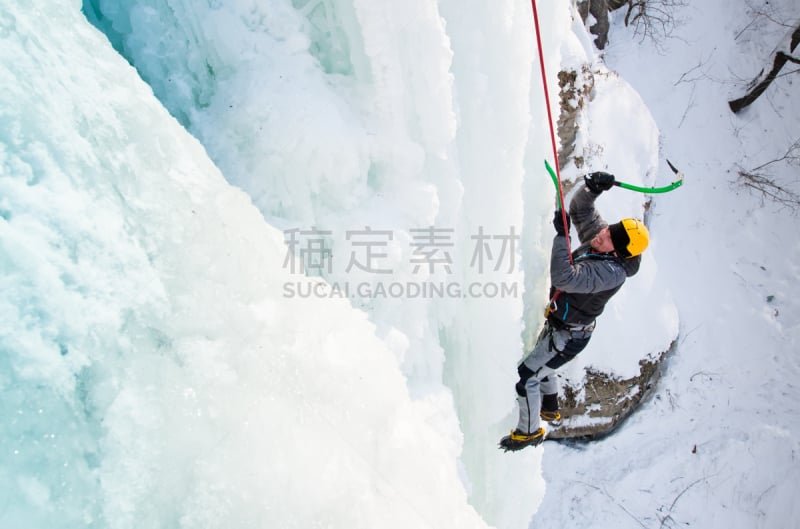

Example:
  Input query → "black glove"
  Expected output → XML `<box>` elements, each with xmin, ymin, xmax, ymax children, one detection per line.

<box><xmin>584</xmin><ymin>171</ymin><xmax>616</xmax><ymax>194</ymax></box>
<box><xmin>553</xmin><ymin>210</ymin><xmax>571</xmax><ymax>236</ymax></box>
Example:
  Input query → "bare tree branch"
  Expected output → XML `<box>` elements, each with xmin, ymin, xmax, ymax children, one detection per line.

<box><xmin>617</xmin><ymin>0</ymin><xmax>687</xmax><ymax>44</ymax></box>
<box><xmin>736</xmin><ymin>139</ymin><xmax>800</xmax><ymax>212</ymax></box>
<box><xmin>738</xmin><ymin>171</ymin><xmax>800</xmax><ymax>211</ymax></box>
<box><xmin>729</xmin><ymin>23</ymin><xmax>800</xmax><ymax>113</ymax></box>
<box><xmin>750</xmin><ymin>138</ymin><xmax>800</xmax><ymax>172</ymax></box>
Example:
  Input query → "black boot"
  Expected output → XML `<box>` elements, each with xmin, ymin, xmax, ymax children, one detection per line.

<box><xmin>499</xmin><ymin>427</ymin><xmax>545</xmax><ymax>452</ymax></box>
<box><xmin>540</xmin><ymin>393</ymin><xmax>562</xmax><ymax>425</ymax></box>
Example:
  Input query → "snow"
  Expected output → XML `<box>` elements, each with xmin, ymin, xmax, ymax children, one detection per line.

<box><xmin>533</xmin><ymin>1</ymin><xmax>800</xmax><ymax>528</ymax></box>
<box><xmin>1</xmin><ymin>0</ymin><xmax>798</xmax><ymax>528</ymax></box>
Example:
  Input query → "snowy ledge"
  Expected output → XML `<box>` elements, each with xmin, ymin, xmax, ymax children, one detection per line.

<box><xmin>547</xmin><ymin>338</ymin><xmax>677</xmax><ymax>440</ymax></box>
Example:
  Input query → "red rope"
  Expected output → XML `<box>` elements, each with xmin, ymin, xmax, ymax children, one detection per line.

<box><xmin>530</xmin><ymin>0</ymin><xmax>572</xmax><ymax>263</ymax></box>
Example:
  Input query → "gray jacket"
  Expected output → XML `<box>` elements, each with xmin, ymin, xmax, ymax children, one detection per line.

<box><xmin>547</xmin><ymin>185</ymin><xmax>640</xmax><ymax>325</ymax></box>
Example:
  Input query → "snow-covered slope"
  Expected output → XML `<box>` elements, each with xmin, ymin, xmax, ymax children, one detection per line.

<box><xmin>534</xmin><ymin>2</ymin><xmax>800</xmax><ymax>528</ymax></box>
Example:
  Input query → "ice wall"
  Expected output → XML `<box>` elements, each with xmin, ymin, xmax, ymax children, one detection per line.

<box><xmin>78</xmin><ymin>0</ymin><xmax>680</xmax><ymax>526</ymax></box>
<box><xmin>81</xmin><ymin>0</ymin><xmax>558</xmax><ymax>525</ymax></box>
<box><xmin>0</xmin><ymin>1</ymin><xmax>491</xmax><ymax>527</ymax></box>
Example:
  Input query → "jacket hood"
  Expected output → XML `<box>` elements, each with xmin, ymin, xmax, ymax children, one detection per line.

<box><xmin>620</xmin><ymin>254</ymin><xmax>641</xmax><ymax>277</ymax></box>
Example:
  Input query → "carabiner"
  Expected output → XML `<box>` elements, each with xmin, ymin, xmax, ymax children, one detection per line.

<box><xmin>544</xmin><ymin>298</ymin><xmax>558</xmax><ymax>318</ymax></box>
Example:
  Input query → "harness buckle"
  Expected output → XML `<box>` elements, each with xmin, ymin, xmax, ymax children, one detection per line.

<box><xmin>544</xmin><ymin>298</ymin><xmax>557</xmax><ymax>318</ymax></box>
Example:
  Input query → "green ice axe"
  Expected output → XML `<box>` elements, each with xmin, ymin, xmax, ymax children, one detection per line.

<box><xmin>614</xmin><ymin>160</ymin><xmax>684</xmax><ymax>193</ymax></box>
<box><xmin>545</xmin><ymin>160</ymin><xmax>564</xmax><ymax>209</ymax></box>
<box><xmin>545</xmin><ymin>159</ymin><xmax>684</xmax><ymax>204</ymax></box>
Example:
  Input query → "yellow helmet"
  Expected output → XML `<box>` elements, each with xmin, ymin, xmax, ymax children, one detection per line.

<box><xmin>609</xmin><ymin>218</ymin><xmax>649</xmax><ymax>258</ymax></box>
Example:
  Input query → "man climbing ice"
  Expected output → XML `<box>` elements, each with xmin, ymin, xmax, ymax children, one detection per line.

<box><xmin>500</xmin><ymin>171</ymin><xmax>650</xmax><ymax>451</ymax></box>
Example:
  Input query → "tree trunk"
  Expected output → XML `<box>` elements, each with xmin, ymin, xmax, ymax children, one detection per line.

<box><xmin>729</xmin><ymin>22</ymin><xmax>800</xmax><ymax>113</ymax></box>
<box><xmin>576</xmin><ymin>0</ymin><xmax>611</xmax><ymax>49</ymax></box>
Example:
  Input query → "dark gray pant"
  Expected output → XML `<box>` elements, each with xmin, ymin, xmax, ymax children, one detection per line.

<box><xmin>514</xmin><ymin>320</ymin><xmax>593</xmax><ymax>433</ymax></box>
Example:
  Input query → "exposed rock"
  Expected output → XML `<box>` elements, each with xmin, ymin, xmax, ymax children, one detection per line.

<box><xmin>576</xmin><ymin>0</ymin><xmax>611</xmax><ymax>50</ymax></box>
<box><xmin>556</xmin><ymin>66</ymin><xmax>594</xmax><ymax>170</ymax></box>
<box><xmin>546</xmin><ymin>339</ymin><xmax>677</xmax><ymax>440</ymax></box>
